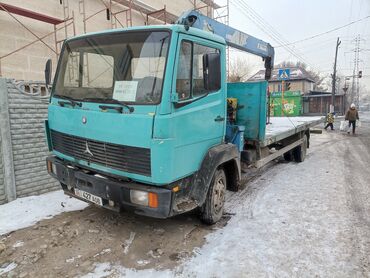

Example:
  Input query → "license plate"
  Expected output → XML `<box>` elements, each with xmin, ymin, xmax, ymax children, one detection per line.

<box><xmin>74</xmin><ymin>188</ymin><xmax>103</xmax><ymax>206</ymax></box>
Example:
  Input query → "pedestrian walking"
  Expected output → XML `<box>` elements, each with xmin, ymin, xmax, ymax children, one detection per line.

<box><xmin>324</xmin><ymin>111</ymin><xmax>335</xmax><ymax>130</ymax></box>
<box><xmin>345</xmin><ymin>103</ymin><xmax>359</xmax><ymax>135</ymax></box>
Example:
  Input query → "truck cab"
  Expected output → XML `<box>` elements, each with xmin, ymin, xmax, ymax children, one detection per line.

<box><xmin>46</xmin><ymin>24</ymin><xmax>241</xmax><ymax>224</ymax></box>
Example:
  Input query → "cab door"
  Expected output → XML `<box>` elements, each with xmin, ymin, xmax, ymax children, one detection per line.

<box><xmin>169</xmin><ymin>34</ymin><xmax>226</xmax><ymax>179</ymax></box>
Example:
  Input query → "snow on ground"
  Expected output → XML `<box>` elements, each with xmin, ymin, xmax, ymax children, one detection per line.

<box><xmin>81</xmin><ymin>263</ymin><xmax>173</xmax><ymax>278</ymax></box>
<box><xmin>0</xmin><ymin>262</ymin><xmax>17</xmax><ymax>276</ymax></box>
<box><xmin>360</xmin><ymin>110</ymin><xmax>370</xmax><ymax>121</ymax></box>
<box><xmin>84</xmin><ymin>125</ymin><xmax>368</xmax><ymax>277</ymax></box>
<box><xmin>0</xmin><ymin>190</ymin><xmax>88</xmax><ymax>235</ymax></box>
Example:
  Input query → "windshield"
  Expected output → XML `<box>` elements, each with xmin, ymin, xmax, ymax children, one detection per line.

<box><xmin>53</xmin><ymin>31</ymin><xmax>170</xmax><ymax>105</ymax></box>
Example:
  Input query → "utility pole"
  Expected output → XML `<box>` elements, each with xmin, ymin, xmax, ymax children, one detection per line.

<box><xmin>353</xmin><ymin>35</ymin><xmax>361</xmax><ymax>107</ymax></box>
<box><xmin>331</xmin><ymin>37</ymin><xmax>341</xmax><ymax>113</ymax></box>
<box><xmin>349</xmin><ymin>35</ymin><xmax>362</xmax><ymax>108</ymax></box>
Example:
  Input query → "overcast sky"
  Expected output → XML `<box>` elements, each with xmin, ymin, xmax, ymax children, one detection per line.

<box><xmin>219</xmin><ymin>0</ymin><xmax>370</xmax><ymax>91</ymax></box>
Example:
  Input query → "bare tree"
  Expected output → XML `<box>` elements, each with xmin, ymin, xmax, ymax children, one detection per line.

<box><xmin>324</xmin><ymin>73</ymin><xmax>345</xmax><ymax>94</ymax></box>
<box><xmin>228</xmin><ymin>57</ymin><xmax>251</xmax><ymax>82</ymax></box>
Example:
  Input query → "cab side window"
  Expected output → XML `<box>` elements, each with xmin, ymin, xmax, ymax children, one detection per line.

<box><xmin>175</xmin><ymin>40</ymin><xmax>220</xmax><ymax>101</ymax></box>
<box><xmin>192</xmin><ymin>43</ymin><xmax>219</xmax><ymax>97</ymax></box>
<box><xmin>176</xmin><ymin>41</ymin><xmax>192</xmax><ymax>100</ymax></box>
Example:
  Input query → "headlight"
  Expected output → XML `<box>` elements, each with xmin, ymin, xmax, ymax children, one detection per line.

<box><xmin>130</xmin><ymin>190</ymin><xmax>158</xmax><ymax>208</ymax></box>
<box><xmin>52</xmin><ymin>163</ymin><xmax>57</xmax><ymax>174</ymax></box>
<box><xmin>130</xmin><ymin>190</ymin><xmax>148</xmax><ymax>206</ymax></box>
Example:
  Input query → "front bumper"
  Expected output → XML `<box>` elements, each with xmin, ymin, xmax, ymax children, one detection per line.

<box><xmin>46</xmin><ymin>156</ymin><xmax>173</xmax><ymax>218</ymax></box>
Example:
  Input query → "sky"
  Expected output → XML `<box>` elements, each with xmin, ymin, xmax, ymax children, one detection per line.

<box><xmin>218</xmin><ymin>0</ymin><xmax>370</xmax><ymax>92</ymax></box>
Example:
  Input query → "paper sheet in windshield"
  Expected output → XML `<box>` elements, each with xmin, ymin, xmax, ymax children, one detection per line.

<box><xmin>113</xmin><ymin>81</ymin><xmax>138</xmax><ymax>102</ymax></box>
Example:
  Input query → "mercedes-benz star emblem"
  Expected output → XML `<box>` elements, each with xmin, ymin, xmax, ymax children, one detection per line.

<box><xmin>84</xmin><ymin>142</ymin><xmax>94</xmax><ymax>157</ymax></box>
<box><xmin>82</xmin><ymin>117</ymin><xmax>87</xmax><ymax>124</ymax></box>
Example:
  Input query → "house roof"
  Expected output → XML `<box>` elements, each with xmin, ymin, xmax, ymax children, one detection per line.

<box><xmin>248</xmin><ymin>67</ymin><xmax>315</xmax><ymax>83</ymax></box>
<box><xmin>305</xmin><ymin>90</ymin><xmax>346</xmax><ymax>96</ymax></box>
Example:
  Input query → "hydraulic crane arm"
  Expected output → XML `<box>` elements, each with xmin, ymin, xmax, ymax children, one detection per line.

<box><xmin>176</xmin><ymin>10</ymin><xmax>274</xmax><ymax>80</ymax></box>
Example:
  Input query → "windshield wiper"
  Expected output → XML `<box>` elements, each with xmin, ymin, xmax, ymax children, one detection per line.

<box><xmin>54</xmin><ymin>95</ymin><xmax>82</xmax><ymax>108</ymax></box>
<box><xmin>82</xmin><ymin>97</ymin><xmax>134</xmax><ymax>113</ymax></box>
<box><xmin>99</xmin><ymin>105</ymin><xmax>124</xmax><ymax>114</ymax></box>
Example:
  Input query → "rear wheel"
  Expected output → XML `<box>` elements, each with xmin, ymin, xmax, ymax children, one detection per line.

<box><xmin>293</xmin><ymin>135</ymin><xmax>307</xmax><ymax>162</ymax></box>
<box><xmin>200</xmin><ymin>168</ymin><xmax>227</xmax><ymax>225</ymax></box>
<box><xmin>283</xmin><ymin>151</ymin><xmax>293</xmax><ymax>161</ymax></box>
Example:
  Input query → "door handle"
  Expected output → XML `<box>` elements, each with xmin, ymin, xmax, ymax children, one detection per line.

<box><xmin>214</xmin><ymin>116</ymin><xmax>225</xmax><ymax>122</ymax></box>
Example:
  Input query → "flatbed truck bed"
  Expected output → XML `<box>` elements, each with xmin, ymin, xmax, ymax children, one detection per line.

<box><xmin>240</xmin><ymin>116</ymin><xmax>326</xmax><ymax>169</ymax></box>
<box><xmin>263</xmin><ymin>116</ymin><xmax>325</xmax><ymax>147</ymax></box>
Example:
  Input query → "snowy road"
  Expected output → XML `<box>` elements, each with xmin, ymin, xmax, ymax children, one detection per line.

<box><xmin>0</xmin><ymin>113</ymin><xmax>369</xmax><ymax>277</ymax></box>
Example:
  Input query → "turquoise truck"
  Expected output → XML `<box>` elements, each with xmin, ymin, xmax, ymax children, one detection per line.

<box><xmin>45</xmin><ymin>11</ymin><xmax>321</xmax><ymax>224</ymax></box>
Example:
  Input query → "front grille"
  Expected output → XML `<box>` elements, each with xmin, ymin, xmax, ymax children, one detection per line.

<box><xmin>50</xmin><ymin>130</ymin><xmax>151</xmax><ymax>176</ymax></box>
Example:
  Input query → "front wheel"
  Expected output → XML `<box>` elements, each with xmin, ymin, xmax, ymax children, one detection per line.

<box><xmin>200</xmin><ymin>168</ymin><xmax>227</xmax><ymax>225</ymax></box>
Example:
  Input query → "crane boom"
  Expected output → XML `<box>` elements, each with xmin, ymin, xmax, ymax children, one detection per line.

<box><xmin>176</xmin><ymin>10</ymin><xmax>274</xmax><ymax>80</ymax></box>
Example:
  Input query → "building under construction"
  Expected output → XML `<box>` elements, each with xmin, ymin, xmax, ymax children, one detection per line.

<box><xmin>0</xmin><ymin>0</ymin><xmax>229</xmax><ymax>82</ymax></box>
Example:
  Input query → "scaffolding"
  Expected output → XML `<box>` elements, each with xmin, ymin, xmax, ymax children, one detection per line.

<box><xmin>110</xmin><ymin>0</ymin><xmax>133</xmax><ymax>28</ymax></box>
<box><xmin>145</xmin><ymin>6</ymin><xmax>168</xmax><ymax>25</ymax></box>
<box><xmin>112</xmin><ymin>0</ymin><xmax>178</xmax><ymax>25</ymax></box>
<box><xmin>77</xmin><ymin>0</ymin><xmax>226</xmax><ymax>31</ymax></box>
<box><xmin>77</xmin><ymin>0</ymin><xmax>179</xmax><ymax>31</ymax></box>
<box><xmin>0</xmin><ymin>1</ymin><xmax>75</xmax><ymax>77</ymax></box>
<box><xmin>0</xmin><ymin>0</ymin><xmax>228</xmax><ymax>81</ymax></box>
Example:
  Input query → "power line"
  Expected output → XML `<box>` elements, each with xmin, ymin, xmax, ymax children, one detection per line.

<box><xmin>350</xmin><ymin>35</ymin><xmax>361</xmax><ymax>107</ymax></box>
<box><xmin>239</xmin><ymin>0</ymin><xmax>322</xmax><ymax>71</ymax></box>
<box><xmin>234</xmin><ymin>0</ymin><xmax>306</xmax><ymax>57</ymax></box>
<box><xmin>275</xmin><ymin>15</ymin><xmax>370</xmax><ymax>48</ymax></box>
<box><xmin>344</xmin><ymin>0</ymin><xmax>355</xmax><ymax>70</ymax></box>
<box><xmin>231</xmin><ymin>0</ymin><xmax>319</xmax><ymax>71</ymax></box>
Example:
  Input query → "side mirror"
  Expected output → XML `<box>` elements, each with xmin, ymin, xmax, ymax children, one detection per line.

<box><xmin>203</xmin><ymin>52</ymin><xmax>221</xmax><ymax>91</ymax></box>
<box><xmin>45</xmin><ymin>59</ymin><xmax>52</xmax><ymax>86</ymax></box>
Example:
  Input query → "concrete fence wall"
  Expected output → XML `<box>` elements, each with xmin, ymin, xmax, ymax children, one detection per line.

<box><xmin>0</xmin><ymin>133</ymin><xmax>5</xmax><ymax>204</ymax></box>
<box><xmin>0</xmin><ymin>78</ymin><xmax>58</xmax><ymax>204</ymax></box>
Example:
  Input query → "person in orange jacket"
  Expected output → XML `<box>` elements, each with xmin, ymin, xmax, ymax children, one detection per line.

<box><xmin>324</xmin><ymin>111</ymin><xmax>335</xmax><ymax>130</ymax></box>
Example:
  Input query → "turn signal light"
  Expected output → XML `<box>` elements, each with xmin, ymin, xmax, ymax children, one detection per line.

<box><xmin>47</xmin><ymin>161</ymin><xmax>52</xmax><ymax>173</ymax></box>
<box><xmin>148</xmin><ymin>192</ymin><xmax>158</xmax><ymax>208</ymax></box>
<box><xmin>47</xmin><ymin>161</ymin><xmax>57</xmax><ymax>174</ymax></box>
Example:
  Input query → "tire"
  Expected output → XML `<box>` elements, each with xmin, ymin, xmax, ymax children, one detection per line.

<box><xmin>283</xmin><ymin>151</ymin><xmax>293</xmax><ymax>161</ymax></box>
<box><xmin>200</xmin><ymin>168</ymin><xmax>227</xmax><ymax>225</ymax></box>
<box><xmin>293</xmin><ymin>135</ymin><xmax>307</xmax><ymax>162</ymax></box>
